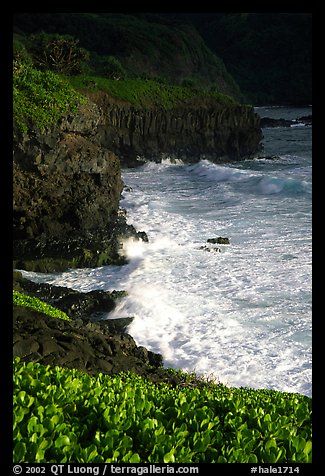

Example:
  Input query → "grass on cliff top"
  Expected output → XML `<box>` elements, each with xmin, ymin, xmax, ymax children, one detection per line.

<box><xmin>13</xmin><ymin>290</ymin><xmax>70</xmax><ymax>321</ymax></box>
<box><xmin>13</xmin><ymin>357</ymin><xmax>312</xmax><ymax>464</ymax></box>
<box><xmin>66</xmin><ymin>75</ymin><xmax>238</xmax><ymax>109</ymax></box>
<box><xmin>13</xmin><ymin>64</ymin><xmax>86</xmax><ymax>134</ymax></box>
<box><xmin>13</xmin><ymin>63</ymin><xmax>239</xmax><ymax>135</ymax></box>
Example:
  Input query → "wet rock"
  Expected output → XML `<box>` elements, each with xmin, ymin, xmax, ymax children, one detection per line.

<box><xmin>94</xmin><ymin>317</ymin><xmax>134</xmax><ymax>334</ymax></box>
<box><xmin>260</xmin><ymin>115</ymin><xmax>312</xmax><ymax>128</ymax></box>
<box><xmin>148</xmin><ymin>350</ymin><xmax>164</xmax><ymax>368</ymax></box>
<box><xmin>13</xmin><ymin>275</ymin><xmax>127</xmax><ymax>322</ymax></box>
<box><xmin>199</xmin><ymin>246</ymin><xmax>222</xmax><ymax>253</ymax></box>
<box><xmin>260</xmin><ymin>117</ymin><xmax>293</xmax><ymax>128</ymax></box>
<box><xmin>297</xmin><ymin>115</ymin><xmax>312</xmax><ymax>125</ymax></box>
<box><xmin>207</xmin><ymin>236</ymin><xmax>230</xmax><ymax>244</ymax></box>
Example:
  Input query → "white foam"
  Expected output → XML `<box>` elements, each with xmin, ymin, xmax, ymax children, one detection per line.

<box><xmin>161</xmin><ymin>157</ymin><xmax>185</xmax><ymax>166</ymax></box>
<box><xmin>118</xmin><ymin>160</ymin><xmax>312</xmax><ymax>395</ymax></box>
<box><xmin>20</xmin><ymin>153</ymin><xmax>312</xmax><ymax>396</ymax></box>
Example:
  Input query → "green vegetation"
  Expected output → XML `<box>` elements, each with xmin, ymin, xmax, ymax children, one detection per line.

<box><xmin>27</xmin><ymin>32</ymin><xmax>90</xmax><ymax>75</ymax></box>
<box><xmin>13</xmin><ymin>12</ymin><xmax>243</xmax><ymax>101</ymax></box>
<box><xmin>13</xmin><ymin>12</ymin><xmax>312</xmax><ymax>105</ymax></box>
<box><xmin>67</xmin><ymin>75</ymin><xmax>236</xmax><ymax>109</ymax></box>
<box><xmin>13</xmin><ymin>358</ymin><xmax>311</xmax><ymax>463</ymax></box>
<box><xmin>163</xmin><ymin>13</ymin><xmax>312</xmax><ymax>105</ymax></box>
<box><xmin>13</xmin><ymin>21</ymin><xmax>240</xmax><ymax>136</ymax></box>
<box><xmin>13</xmin><ymin>290</ymin><xmax>70</xmax><ymax>321</ymax></box>
<box><xmin>13</xmin><ymin>64</ymin><xmax>86</xmax><ymax>134</ymax></box>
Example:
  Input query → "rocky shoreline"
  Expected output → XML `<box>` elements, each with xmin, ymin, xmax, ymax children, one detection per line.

<box><xmin>13</xmin><ymin>87</ymin><xmax>264</xmax><ymax>386</ymax></box>
<box><xmin>13</xmin><ymin>92</ymin><xmax>262</xmax><ymax>273</ymax></box>
<box><xmin>260</xmin><ymin>114</ymin><xmax>312</xmax><ymax>128</ymax></box>
<box><xmin>13</xmin><ymin>272</ymin><xmax>198</xmax><ymax>387</ymax></box>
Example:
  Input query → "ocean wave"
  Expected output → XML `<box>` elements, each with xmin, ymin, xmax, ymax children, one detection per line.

<box><xmin>256</xmin><ymin>175</ymin><xmax>311</xmax><ymax>195</ymax></box>
<box><xmin>186</xmin><ymin>160</ymin><xmax>311</xmax><ymax>196</ymax></box>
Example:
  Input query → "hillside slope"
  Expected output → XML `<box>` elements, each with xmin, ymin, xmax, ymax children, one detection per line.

<box><xmin>155</xmin><ymin>12</ymin><xmax>312</xmax><ymax>105</ymax></box>
<box><xmin>13</xmin><ymin>12</ymin><xmax>243</xmax><ymax>101</ymax></box>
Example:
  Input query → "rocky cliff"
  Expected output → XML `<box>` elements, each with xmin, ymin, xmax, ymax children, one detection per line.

<box><xmin>13</xmin><ymin>93</ymin><xmax>262</xmax><ymax>272</ymax></box>
<box><xmin>90</xmin><ymin>92</ymin><xmax>262</xmax><ymax>166</ymax></box>
<box><xmin>13</xmin><ymin>100</ymin><xmax>146</xmax><ymax>272</ymax></box>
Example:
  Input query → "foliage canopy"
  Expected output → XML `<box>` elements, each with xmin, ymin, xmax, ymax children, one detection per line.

<box><xmin>13</xmin><ymin>358</ymin><xmax>312</xmax><ymax>463</ymax></box>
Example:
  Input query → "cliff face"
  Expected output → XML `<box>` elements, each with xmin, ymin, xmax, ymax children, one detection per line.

<box><xmin>14</xmin><ymin>102</ymin><xmax>121</xmax><ymax>239</ymax></box>
<box><xmin>91</xmin><ymin>93</ymin><xmax>262</xmax><ymax>166</ymax></box>
<box><xmin>13</xmin><ymin>94</ymin><xmax>262</xmax><ymax>271</ymax></box>
<box><xmin>13</xmin><ymin>101</ymin><xmax>144</xmax><ymax>272</ymax></box>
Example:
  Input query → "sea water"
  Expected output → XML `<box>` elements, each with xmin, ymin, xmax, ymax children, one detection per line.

<box><xmin>21</xmin><ymin>106</ymin><xmax>312</xmax><ymax>396</ymax></box>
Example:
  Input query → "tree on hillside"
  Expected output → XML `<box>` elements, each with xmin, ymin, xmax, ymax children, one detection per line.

<box><xmin>28</xmin><ymin>32</ymin><xmax>90</xmax><ymax>75</ymax></box>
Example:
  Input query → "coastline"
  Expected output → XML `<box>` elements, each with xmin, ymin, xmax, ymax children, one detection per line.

<box><xmin>12</xmin><ymin>14</ymin><xmax>312</xmax><ymax>464</ymax></box>
<box><xmin>13</xmin><ymin>272</ymin><xmax>204</xmax><ymax>388</ymax></box>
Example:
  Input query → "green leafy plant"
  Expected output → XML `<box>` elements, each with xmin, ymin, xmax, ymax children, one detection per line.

<box><xmin>13</xmin><ymin>64</ymin><xmax>86</xmax><ymax>133</ymax></box>
<box><xmin>13</xmin><ymin>290</ymin><xmax>70</xmax><ymax>321</ymax></box>
<box><xmin>89</xmin><ymin>54</ymin><xmax>127</xmax><ymax>80</ymax></box>
<box><xmin>68</xmin><ymin>75</ymin><xmax>237</xmax><ymax>109</ymax></box>
<box><xmin>13</xmin><ymin>358</ymin><xmax>312</xmax><ymax>463</ymax></box>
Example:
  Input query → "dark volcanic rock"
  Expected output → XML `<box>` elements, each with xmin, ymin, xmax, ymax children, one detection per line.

<box><xmin>260</xmin><ymin>115</ymin><xmax>312</xmax><ymax>128</ymax></box>
<box><xmin>89</xmin><ymin>91</ymin><xmax>263</xmax><ymax>166</ymax></box>
<box><xmin>297</xmin><ymin>115</ymin><xmax>312</xmax><ymax>125</ymax></box>
<box><xmin>14</xmin><ymin>102</ymin><xmax>123</xmax><ymax>240</ymax></box>
<box><xmin>13</xmin><ymin>101</ymin><xmax>147</xmax><ymax>272</ymax></box>
<box><xmin>260</xmin><ymin>117</ymin><xmax>293</xmax><ymax>128</ymax></box>
<box><xmin>207</xmin><ymin>236</ymin><xmax>230</xmax><ymax>244</ymax></box>
<box><xmin>13</xmin><ymin>273</ymin><xmax>127</xmax><ymax>324</ymax></box>
<box><xmin>13</xmin><ymin>305</ymin><xmax>172</xmax><ymax>384</ymax></box>
<box><xmin>13</xmin><ymin>274</ymin><xmax>211</xmax><ymax>387</ymax></box>
<box><xmin>13</xmin><ymin>91</ymin><xmax>261</xmax><ymax>271</ymax></box>
<box><xmin>199</xmin><ymin>246</ymin><xmax>222</xmax><ymax>253</ymax></box>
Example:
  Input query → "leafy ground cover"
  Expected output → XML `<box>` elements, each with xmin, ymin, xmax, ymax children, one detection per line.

<box><xmin>66</xmin><ymin>75</ymin><xmax>237</xmax><ymax>109</ymax></box>
<box><xmin>13</xmin><ymin>290</ymin><xmax>70</xmax><ymax>321</ymax></box>
<box><xmin>13</xmin><ymin>64</ymin><xmax>86</xmax><ymax>133</ymax></box>
<box><xmin>13</xmin><ymin>358</ymin><xmax>312</xmax><ymax>463</ymax></box>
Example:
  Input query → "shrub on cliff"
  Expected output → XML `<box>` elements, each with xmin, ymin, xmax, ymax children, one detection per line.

<box><xmin>89</xmin><ymin>53</ymin><xmax>127</xmax><ymax>80</ymax></box>
<box><xmin>13</xmin><ymin>358</ymin><xmax>312</xmax><ymax>463</ymax></box>
<box><xmin>13</xmin><ymin>63</ymin><xmax>86</xmax><ymax>134</ymax></box>
<box><xmin>13</xmin><ymin>35</ymin><xmax>33</xmax><ymax>71</ymax></box>
<box><xmin>27</xmin><ymin>32</ymin><xmax>90</xmax><ymax>75</ymax></box>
